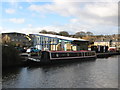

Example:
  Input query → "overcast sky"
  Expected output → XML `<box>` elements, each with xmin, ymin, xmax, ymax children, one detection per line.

<box><xmin>1</xmin><ymin>0</ymin><xmax>119</xmax><ymax>35</ymax></box>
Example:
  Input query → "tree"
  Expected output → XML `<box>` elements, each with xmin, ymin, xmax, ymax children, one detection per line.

<box><xmin>86</xmin><ymin>31</ymin><xmax>93</xmax><ymax>36</ymax></box>
<box><xmin>2</xmin><ymin>35</ymin><xmax>11</xmax><ymax>44</ymax></box>
<box><xmin>39</xmin><ymin>30</ymin><xmax>47</xmax><ymax>34</ymax></box>
<box><xmin>59</xmin><ymin>31</ymin><xmax>69</xmax><ymax>36</ymax></box>
<box><xmin>47</xmin><ymin>31</ymin><xmax>58</xmax><ymax>35</ymax></box>
<box><xmin>75</xmin><ymin>31</ymin><xmax>86</xmax><ymax>38</ymax></box>
<box><xmin>2</xmin><ymin>44</ymin><xmax>21</xmax><ymax>67</ymax></box>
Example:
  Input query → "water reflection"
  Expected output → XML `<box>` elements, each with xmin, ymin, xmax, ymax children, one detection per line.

<box><xmin>2</xmin><ymin>55</ymin><xmax>118</xmax><ymax>88</ymax></box>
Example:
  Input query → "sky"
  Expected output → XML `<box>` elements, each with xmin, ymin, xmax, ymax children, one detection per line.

<box><xmin>1</xmin><ymin>0</ymin><xmax>119</xmax><ymax>35</ymax></box>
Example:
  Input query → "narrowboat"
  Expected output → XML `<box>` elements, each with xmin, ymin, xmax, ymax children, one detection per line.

<box><xmin>40</xmin><ymin>50</ymin><xmax>97</xmax><ymax>63</ymax></box>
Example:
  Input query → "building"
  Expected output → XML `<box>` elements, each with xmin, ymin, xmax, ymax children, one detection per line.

<box><xmin>94</xmin><ymin>40</ymin><xmax>120</xmax><ymax>48</ymax></box>
<box><xmin>94</xmin><ymin>41</ymin><xmax>110</xmax><ymax>47</ymax></box>
<box><xmin>2</xmin><ymin>32</ymin><xmax>31</xmax><ymax>47</ymax></box>
<box><xmin>30</xmin><ymin>33</ymin><xmax>89</xmax><ymax>51</ymax></box>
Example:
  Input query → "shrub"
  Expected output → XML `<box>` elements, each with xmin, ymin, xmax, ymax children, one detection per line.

<box><xmin>2</xmin><ymin>44</ymin><xmax>21</xmax><ymax>67</ymax></box>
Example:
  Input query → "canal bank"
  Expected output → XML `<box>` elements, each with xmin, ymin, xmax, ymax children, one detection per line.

<box><xmin>97</xmin><ymin>52</ymin><xmax>120</xmax><ymax>58</ymax></box>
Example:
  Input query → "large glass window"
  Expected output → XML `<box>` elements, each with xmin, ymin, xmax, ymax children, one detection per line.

<box><xmin>39</xmin><ymin>37</ymin><xmax>41</xmax><ymax>44</ymax></box>
<box><xmin>11</xmin><ymin>39</ymin><xmax>14</xmax><ymax>41</ymax></box>
<box><xmin>41</xmin><ymin>37</ymin><xmax>43</xmax><ymax>44</ymax></box>
<box><xmin>53</xmin><ymin>38</ymin><xmax>57</xmax><ymax>44</ymax></box>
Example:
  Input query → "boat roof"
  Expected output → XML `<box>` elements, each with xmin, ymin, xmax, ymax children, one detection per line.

<box><xmin>47</xmin><ymin>50</ymin><xmax>94</xmax><ymax>52</ymax></box>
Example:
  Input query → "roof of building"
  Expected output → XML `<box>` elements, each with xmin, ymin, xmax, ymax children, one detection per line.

<box><xmin>2</xmin><ymin>32</ymin><xmax>26</xmax><ymax>35</ymax></box>
<box><xmin>31</xmin><ymin>33</ymin><xmax>88</xmax><ymax>42</ymax></box>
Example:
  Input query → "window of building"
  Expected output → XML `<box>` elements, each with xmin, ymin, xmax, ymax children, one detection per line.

<box><xmin>16</xmin><ymin>39</ymin><xmax>18</xmax><ymax>41</ymax></box>
<box><xmin>11</xmin><ymin>39</ymin><xmax>14</xmax><ymax>41</ymax></box>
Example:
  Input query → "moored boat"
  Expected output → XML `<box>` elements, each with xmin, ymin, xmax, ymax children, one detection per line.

<box><xmin>40</xmin><ymin>50</ymin><xmax>96</xmax><ymax>63</ymax></box>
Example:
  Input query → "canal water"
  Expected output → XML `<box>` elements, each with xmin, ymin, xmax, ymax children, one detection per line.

<box><xmin>2</xmin><ymin>55</ymin><xmax>119</xmax><ymax>88</ymax></box>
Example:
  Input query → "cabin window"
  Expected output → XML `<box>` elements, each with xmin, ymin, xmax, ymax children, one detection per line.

<box><xmin>88</xmin><ymin>52</ymin><xmax>91</xmax><ymax>56</ymax></box>
<box><xmin>69</xmin><ymin>53</ymin><xmax>77</xmax><ymax>57</ymax></box>
<box><xmin>56</xmin><ymin>53</ymin><xmax>59</xmax><ymax>57</ymax></box>
<box><xmin>79</xmin><ymin>53</ymin><xmax>82</xmax><ymax>56</ymax></box>
<box><xmin>85</xmin><ymin>52</ymin><xmax>87</xmax><ymax>56</ymax></box>
<box><xmin>90</xmin><ymin>52</ymin><xmax>92</xmax><ymax>56</ymax></box>
<box><xmin>91</xmin><ymin>52</ymin><xmax>95</xmax><ymax>55</ymax></box>
<box><xmin>51</xmin><ymin>53</ymin><xmax>58</xmax><ymax>58</ymax></box>
<box><xmin>58</xmin><ymin>53</ymin><xmax>67</xmax><ymax>57</ymax></box>
<box><xmin>87</xmin><ymin>52</ymin><xmax>89</xmax><ymax>56</ymax></box>
<box><xmin>63</xmin><ymin>53</ymin><xmax>67</xmax><ymax>57</ymax></box>
<box><xmin>82</xmin><ymin>52</ymin><xmax>85</xmax><ymax>56</ymax></box>
<box><xmin>67</xmin><ymin>53</ymin><xmax>70</xmax><ymax>57</ymax></box>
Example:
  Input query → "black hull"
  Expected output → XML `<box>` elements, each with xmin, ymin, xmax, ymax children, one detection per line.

<box><xmin>25</xmin><ymin>56</ymin><xmax>96</xmax><ymax>66</ymax></box>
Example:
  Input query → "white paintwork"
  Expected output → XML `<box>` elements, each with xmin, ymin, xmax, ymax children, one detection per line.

<box><xmin>28</xmin><ymin>57</ymin><xmax>40</xmax><ymax>62</ymax></box>
<box><xmin>50</xmin><ymin>55</ymin><xmax>96</xmax><ymax>60</ymax></box>
<box><xmin>31</xmin><ymin>33</ymin><xmax>88</xmax><ymax>41</ymax></box>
